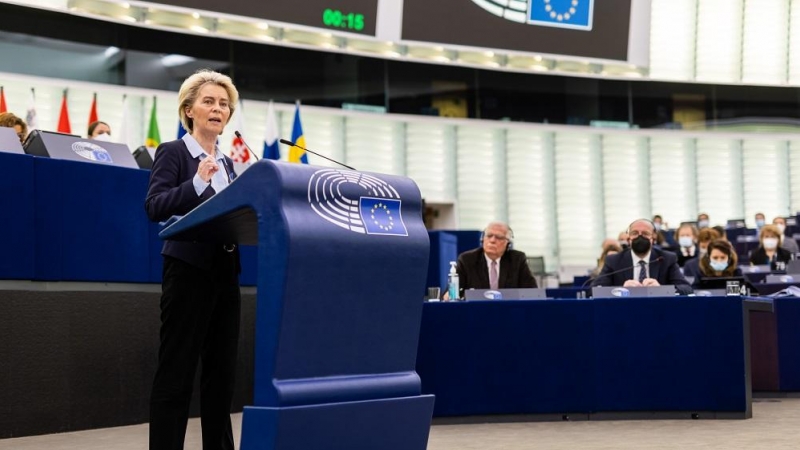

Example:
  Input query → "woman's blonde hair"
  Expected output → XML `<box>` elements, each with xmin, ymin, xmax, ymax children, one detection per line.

<box><xmin>177</xmin><ymin>69</ymin><xmax>239</xmax><ymax>134</ymax></box>
<box><xmin>759</xmin><ymin>224</ymin><xmax>783</xmax><ymax>245</ymax></box>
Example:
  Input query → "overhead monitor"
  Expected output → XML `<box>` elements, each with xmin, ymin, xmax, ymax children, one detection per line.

<box><xmin>145</xmin><ymin>0</ymin><xmax>380</xmax><ymax>36</ymax></box>
<box><xmin>397</xmin><ymin>0</ymin><xmax>649</xmax><ymax>65</ymax></box>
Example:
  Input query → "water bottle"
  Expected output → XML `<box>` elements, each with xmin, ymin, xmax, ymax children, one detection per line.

<box><xmin>448</xmin><ymin>261</ymin><xmax>460</xmax><ymax>301</ymax></box>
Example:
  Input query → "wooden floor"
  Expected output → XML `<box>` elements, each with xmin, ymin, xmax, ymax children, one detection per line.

<box><xmin>2</xmin><ymin>398</ymin><xmax>799</xmax><ymax>450</ymax></box>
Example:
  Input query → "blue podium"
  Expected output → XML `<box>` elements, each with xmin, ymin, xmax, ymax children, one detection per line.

<box><xmin>160</xmin><ymin>161</ymin><xmax>434</xmax><ymax>450</ymax></box>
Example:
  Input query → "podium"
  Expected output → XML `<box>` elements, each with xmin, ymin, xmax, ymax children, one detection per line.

<box><xmin>160</xmin><ymin>160</ymin><xmax>434</xmax><ymax>450</ymax></box>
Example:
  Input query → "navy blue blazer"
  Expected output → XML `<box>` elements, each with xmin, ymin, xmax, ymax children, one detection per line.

<box><xmin>145</xmin><ymin>138</ymin><xmax>239</xmax><ymax>271</ymax></box>
<box><xmin>591</xmin><ymin>248</ymin><xmax>693</xmax><ymax>295</ymax></box>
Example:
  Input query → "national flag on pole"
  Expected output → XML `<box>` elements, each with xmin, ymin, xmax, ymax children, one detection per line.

<box><xmin>145</xmin><ymin>96</ymin><xmax>161</xmax><ymax>150</ymax></box>
<box><xmin>263</xmin><ymin>100</ymin><xmax>280</xmax><ymax>160</ymax></box>
<box><xmin>177</xmin><ymin>120</ymin><xmax>187</xmax><ymax>139</ymax></box>
<box><xmin>26</xmin><ymin>88</ymin><xmax>37</xmax><ymax>131</ymax></box>
<box><xmin>288</xmin><ymin>101</ymin><xmax>308</xmax><ymax>164</ymax></box>
<box><xmin>57</xmin><ymin>90</ymin><xmax>71</xmax><ymax>134</ymax></box>
<box><xmin>87</xmin><ymin>92</ymin><xmax>98</xmax><ymax>128</ymax></box>
<box><xmin>0</xmin><ymin>86</ymin><xmax>7</xmax><ymax>114</ymax></box>
<box><xmin>229</xmin><ymin>101</ymin><xmax>249</xmax><ymax>164</ymax></box>
<box><xmin>117</xmin><ymin>94</ymin><xmax>129</xmax><ymax>146</ymax></box>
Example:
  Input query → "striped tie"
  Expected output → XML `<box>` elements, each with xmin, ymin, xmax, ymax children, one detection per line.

<box><xmin>638</xmin><ymin>260</ymin><xmax>647</xmax><ymax>283</ymax></box>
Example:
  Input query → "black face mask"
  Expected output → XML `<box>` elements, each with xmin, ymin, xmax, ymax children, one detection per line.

<box><xmin>631</xmin><ymin>236</ymin><xmax>651</xmax><ymax>255</ymax></box>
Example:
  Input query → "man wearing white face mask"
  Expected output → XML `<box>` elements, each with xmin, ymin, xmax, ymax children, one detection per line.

<box><xmin>773</xmin><ymin>217</ymin><xmax>799</xmax><ymax>254</ymax></box>
<box><xmin>749</xmin><ymin>224</ymin><xmax>792</xmax><ymax>270</ymax></box>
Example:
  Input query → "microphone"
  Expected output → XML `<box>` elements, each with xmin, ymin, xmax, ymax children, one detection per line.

<box><xmin>234</xmin><ymin>131</ymin><xmax>260</xmax><ymax>162</ymax></box>
<box><xmin>279</xmin><ymin>138</ymin><xmax>356</xmax><ymax>171</ymax></box>
<box><xmin>582</xmin><ymin>256</ymin><xmax>665</xmax><ymax>288</ymax></box>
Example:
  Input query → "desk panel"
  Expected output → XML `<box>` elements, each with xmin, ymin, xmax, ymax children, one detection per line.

<box><xmin>418</xmin><ymin>297</ymin><xmax>754</xmax><ymax>417</ymax></box>
<box><xmin>0</xmin><ymin>153</ymin><xmax>35</xmax><ymax>279</ymax></box>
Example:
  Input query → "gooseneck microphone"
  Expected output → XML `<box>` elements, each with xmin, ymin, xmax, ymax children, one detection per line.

<box><xmin>234</xmin><ymin>131</ymin><xmax>260</xmax><ymax>162</ymax></box>
<box><xmin>279</xmin><ymin>138</ymin><xmax>356</xmax><ymax>171</ymax></box>
<box><xmin>581</xmin><ymin>256</ymin><xmax>665</xmax><ymax>288</ymax></box>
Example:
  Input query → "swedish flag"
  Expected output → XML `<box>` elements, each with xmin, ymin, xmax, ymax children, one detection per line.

<box><xmin>529</xmin><ymin>0</ymin><xmax>593</xmax><ymax>30</ymax></box>
<box><xmin>289</xmin><ymin>101</ymin><xmax>309</xmax><ymax>164</ymax></box>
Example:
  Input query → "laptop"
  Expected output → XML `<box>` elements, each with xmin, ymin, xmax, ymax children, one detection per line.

<box><xmin>463</xmin><ymin>288</ymin><xmax>547</xmax><ymax>300</ymax></box>
<box><xmin>591</xmin><ymin>285</ymin><xmax>676</xmax><ymax>298</ymax></box>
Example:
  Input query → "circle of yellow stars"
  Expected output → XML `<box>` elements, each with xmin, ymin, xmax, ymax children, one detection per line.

<box><xmin>544</xmin><ymin>0</ymin><xmax>579</xmax><ymax>22</ymax></box>
<box><xmin>370</xmin><ymin>202</ymin><xmax>394</xmax><ymax>231</ymax></box>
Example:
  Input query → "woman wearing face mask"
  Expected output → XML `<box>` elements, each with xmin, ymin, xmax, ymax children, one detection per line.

<box><xmin>749</xmin><ymin>224</ymin><xmax>792</xmax><ymax>270</ymax></box>
<box><xmin>88</xmin><ymin>120</ymin><xmax>112</xmax><ymax>141</ymax></box>
<box><xmin>773</xmin><ymin>217</ymin><xmax>800</xmax><ymax>254</ymax></box>
<box><xmin>692</xmin><ymin>239</ymin><xmax>742</xmax><ymax>288</ymax></box>
<box><xmin>682</xmin><ymin>228</ymin><xmax>721</xmax><ymax>279</ymax></box>
<box><xmin>673</xmin><ymin>223</ymin><xmax>699</xmax><ymax>267</ymax></box>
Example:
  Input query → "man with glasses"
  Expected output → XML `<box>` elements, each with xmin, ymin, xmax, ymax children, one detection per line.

<box><xmin>591</xmin><ymin>219</ymin><xmax>692</xmax><ymax>295</ymax></box>
<box><xmin>444</xmin><ymin>221</ymin><xmax>536</xmax><ymax>299</ymax></box>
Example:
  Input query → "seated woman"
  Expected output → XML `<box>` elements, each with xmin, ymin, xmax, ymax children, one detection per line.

<box><xmin>674</xmin><ymin>223</ymin><xmax>699</xmax><ymax>267</ymax></box>
<box><xmin>682</xmin><ymin>228</ymin><xmax>721</xmax><ymax>279</ymax></box>
<box><xmin>692</xmin><ymin>239</ymin><xmax>742</xmax><ymax>288</ymax></box>
<box><xmin>590</xmin><ymin>243</ymin><xmax>622</xmax><ymax>278</ymax></box>
<box><xmin>749</xmin><ymin>224</ymin><xmax>793</xmax><ymax>270</ymax></box>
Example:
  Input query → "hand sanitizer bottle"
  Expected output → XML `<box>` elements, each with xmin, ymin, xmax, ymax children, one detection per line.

<box><xmin>448</xmin><ymin>261</ymin><xmax>460</xmax><ymax>301</ymax></box>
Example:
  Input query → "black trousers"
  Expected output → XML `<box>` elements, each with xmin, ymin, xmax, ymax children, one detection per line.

<box><xmin>150</xmin><ymin>252</ymin><xmax>241</xmax><ymax>450</ymax></box>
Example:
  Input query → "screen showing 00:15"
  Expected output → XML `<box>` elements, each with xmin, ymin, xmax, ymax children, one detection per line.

<box><xmin>322</xmin><ymin>8</ymin><xmax>365</xmax><ymax>31</ymax></box>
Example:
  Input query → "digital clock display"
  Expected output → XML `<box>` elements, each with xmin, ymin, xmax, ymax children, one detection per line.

<box><xmin>145</xmin><ymin>0</ymin><xmax>378</xmax><ymax>36</ymax></box>
<box><xmin>322</xmin><ymin>8</ymin><xmax>366</xmax><ymax>32</ymax></box>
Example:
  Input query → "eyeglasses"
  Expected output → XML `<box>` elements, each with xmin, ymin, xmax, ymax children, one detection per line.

<box><xmin>628</xmin><ymin>231</ymin><xmax>653</xmax><ymax>239</ymax></box>
<box><xmin>485</xmin><ymin>233</ymin><xmax>509</xmax><ymax>241</ymax></box>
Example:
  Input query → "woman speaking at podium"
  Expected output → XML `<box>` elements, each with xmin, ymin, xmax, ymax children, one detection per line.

<box><xmin>144</xmin><ymin>70</ymin><xmax>241</xmax><ymax>450</ymax></box>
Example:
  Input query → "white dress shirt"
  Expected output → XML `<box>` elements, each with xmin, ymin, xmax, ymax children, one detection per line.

<box><xmin>631</xmin><ymin>250</ymin><xmax>652</xmax><ymax>281</ymax></box>
<box><xmin>183</xmin><ymin>133</ymin><xmax>231</xmax><ymax>196</ymax></box>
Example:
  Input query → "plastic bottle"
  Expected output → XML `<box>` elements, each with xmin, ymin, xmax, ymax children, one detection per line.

<box><xmin>448</xmin><ymin>261</ymin><xmax>460</xmax><ymax>301</ymax></box>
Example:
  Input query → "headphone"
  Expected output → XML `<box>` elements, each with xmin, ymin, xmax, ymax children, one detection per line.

<box><xmin>479</xmin><ymin>224</ymin><xmax>514</xmax><ymax>250</ymax></box>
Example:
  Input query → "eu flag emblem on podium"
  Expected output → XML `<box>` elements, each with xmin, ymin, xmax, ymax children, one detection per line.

<box><xmin>529</xmin><ymin>0</ymin><xmax>594</xmax><ymax>30</ymax></box>
<box><xmin>360</xmin><ymin>197</ymin><xmax>408</xmax><ymax>236</ymax></box>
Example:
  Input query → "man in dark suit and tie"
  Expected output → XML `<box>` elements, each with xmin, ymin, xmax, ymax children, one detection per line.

<box><xmin>592</xmin><ymin>219</ymin><xmax>693</xmax><ymax>295</ymax></box>
<box><xmin>445</xmin><ymin>221</ymin><xmax>537</xmax><ymax>299</ymax></box>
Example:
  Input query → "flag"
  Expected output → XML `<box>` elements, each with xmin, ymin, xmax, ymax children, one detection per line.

<box><xmin>117</xmin><ymin>94</ymin><xmax>129</xmax><ymax>146</ymax></box>
<box><xmin>87</xmin><ymin>92</ymin><xmax>98</xmax><ymax>128</ymax></box>
<box><xmin>146</xmin><ymin>96</ymin><xmax>161</xmax><ymax>149</ymax></box>
<box><xmin>229</xmin><ymin>101</ymin><xmax>249</xmax><ymax>164</ymax></box>
<box><xmin>26</xmin><ymin>88</ymin><xmax>37</xmax><ymax>131</ymax></box>
<box><xmin>289</xmin><ymin>101</ymin><xmax>308</xmax><ymax>164</ymax></box>
<box><xmin>263</xmin><ymin>100</ymin><xmax>280</xmax><ymax>160</ymax></box>
<box><xmin>529</xmin><ymin>0</ymin><xmax>594</xmax><ymax>30</ymax></box>
<box><xmin>0</xmin><ymin>86</ymin><xmax>7</xmax><ymax>114</ymax></box>
<box><xmin>57</xmin><ymin>90</ymin><xmax>71</xmax><ymax>134</ymax></box>
<box><xmin>177</xmin><ymin>120</ymin><xmax>187</xmax><ymax>139</ymax></box>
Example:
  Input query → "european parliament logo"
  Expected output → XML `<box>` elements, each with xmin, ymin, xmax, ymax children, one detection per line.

<box><xmin>307</xmin><ymin>169</ymin><xmax>408</xmax><ymax>237</ymax></box>
<box><xmin>529</xmin><ymin>0</ymin><xmax>593</xmax><ymax>30</ymax></box>
<box><xmin>470</xmin><ymin>0</ymin><xmax>593</xmax><ymax>30</ymax></box>
<box><xmin>71</xmin><ymin>141</ymin><xmax>114</xmax><ymax>163</ymax></box>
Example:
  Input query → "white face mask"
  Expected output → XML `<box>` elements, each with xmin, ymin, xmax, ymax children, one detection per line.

<box><xmin>763</xmin><ymin>237</ymin><xmax>779</xmax><ymax>250</ymax></box>
<box><xmin>678</xmin><ymin>236</ymin><xmax>694</xmax><ymax>248</ymax></box>
<box><xmin>92</xmin><ymin>132</ymin><xmax>112</xmax><ymax>142</ymax></box>
<box><xmin>777</xmin><ymin>224</ymin><xmax>786</xmax><ymax>234</ymax></box>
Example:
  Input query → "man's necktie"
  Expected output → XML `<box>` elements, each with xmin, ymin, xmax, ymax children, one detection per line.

<box><xmin>490</xmin><ymin>260</ymin><xmax>498</xmax><ymax>290</ymax></box>
<box><xmin>638</xmin><ymin>260</ymin><xmax>647</xmax><ymax>283</ymax></box>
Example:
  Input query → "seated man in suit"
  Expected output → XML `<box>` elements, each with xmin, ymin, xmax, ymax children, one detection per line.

<box><xmin>444</xmin><ymin>221</ymin><xmax>536</xmax><ymax>299</ymax></box>
<box><xmin>591</xmin><ymin>218</ymin><xmax>693</xmax><ymax>295</ymax></box>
